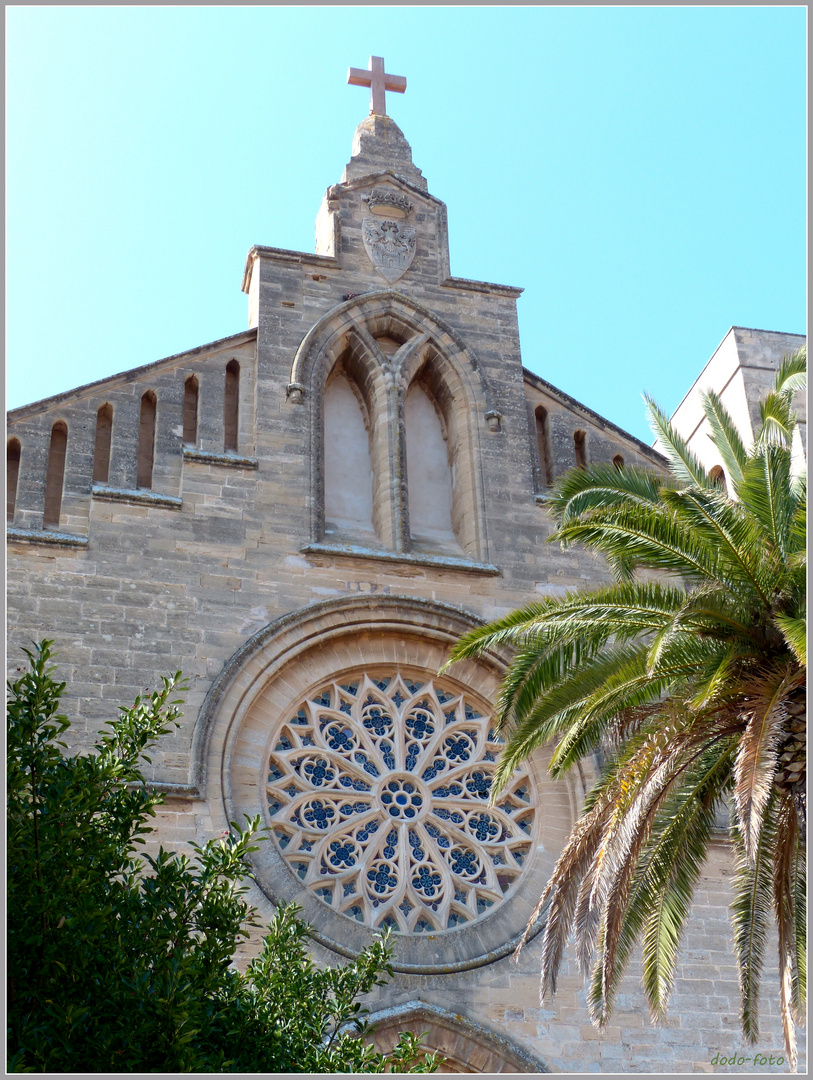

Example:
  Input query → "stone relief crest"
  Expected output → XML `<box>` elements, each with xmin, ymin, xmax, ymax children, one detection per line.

<box><xmin>362</xmin><ymin>218</ymin><xmax>416</xmax><ymax>283</ymax></box>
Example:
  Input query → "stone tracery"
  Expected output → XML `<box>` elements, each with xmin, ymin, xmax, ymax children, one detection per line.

<box><xmin>265</xmin><ymin>671</ymin><xmax>535</xmax><ymax>934</ymax></box>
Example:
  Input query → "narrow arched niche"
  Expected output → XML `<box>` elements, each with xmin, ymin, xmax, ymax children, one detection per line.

<box><xmin>93</xmin><ymin>404</ymin><xmax>113</xmax><ymax>484</ymax></box>
<box><xmin>613</xmin><ymin>453</ymin><xmax>624</xmax><ymax>470</ymax></box>
<box><xmin>709</xmin><ymin>464</ymin><xmax>727</xmax><ymax>490</ymax></box>
<box><xmin>137</xmin><ymin>392</ymin><xmax>156</xmax><ymax>489</ymax></box>
<box><xmin>224</xmin><ymin>361</ymin><xmax>239</xmax><ymax>452</ymax></box>
<box><xmin>44</xmin><ymin>422</ymin><xmax>68</xmax><ymax>527</ymax></box>
<box><xmin>183</xmin><ymin>376</ymin><xmax>199</xmax><ymax>446</ymax></box>
<box><xmin>323</xmin><ymin>368</ymin><xmax>376</xmax><ymax>541</ymax></box>
<box><xmin>535</xmin><ymin>405</ymin><xmax>553</xmax><ymax>487</ymax></box>
<box><xmin>7</xmin><ymin>437</ymin><xmax>21</xmax><ymax>523</ymax></box>
<box><xmin>405</xmin><ymin>378</ymin><xmax>461</xmax><ymax>553</ymax></box>
<box><xmin>574</xmin><ymin>429</ymin><xmax>588</xmax><ymax>468</ymax></box>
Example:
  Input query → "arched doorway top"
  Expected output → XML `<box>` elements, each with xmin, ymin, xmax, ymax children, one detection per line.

<box><xmin>367</xmin><ymin>999</ymin><xmax>550</xmax><ymax>1073</ymax></box>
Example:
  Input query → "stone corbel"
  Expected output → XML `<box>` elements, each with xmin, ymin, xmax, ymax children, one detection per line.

<box><xmin>485</xmin><ymin>410</ymin><xmax>502</xmax><ymax>433</ymax></box>
<box><xmin>287</xmin><ymin>382</ymin><xmax>305</xmax><ymax>404</ymax></box>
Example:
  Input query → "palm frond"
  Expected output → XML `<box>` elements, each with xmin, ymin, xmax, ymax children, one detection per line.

<box><xmin>757</xmin><ymin>392</ymin><xmax>796</xmax><ymax>448</ymax></box>
<box><xmin>701</xmin><ymin>389</ymin><xmax>748</xmax><ymax>488</ymax></box>
<box><xmin>645</xmin><ymin>396</ymin><xmax>713</xmax><ymax>488</ymax></box>
<box><xmin>545</xmin><ymin>463</ymin><xmax>665</xmax><ymax>525</ymax></box>
<box><xmin>772</xmin><ymin>346</ymin><xmax>807</xmax><ymax>399</ymax></box>
<box><xmin>773</xmin><ymin>791</ymin><xmax>803</xmax><ymax>1070</ymax></box>
<box><xmin>733</xmin><ymin>668</ymin><xmax>797</xmax><ymax>865</ymax></box>
<box><xmin>731</xmin><ymin>796</ymin><xmax>779</xmax><ymax>1043</ymax></box>
<box><xmin>774</xmin><ymin>613</ymin><xmax>806</xmax><ymax>667</ymax></box>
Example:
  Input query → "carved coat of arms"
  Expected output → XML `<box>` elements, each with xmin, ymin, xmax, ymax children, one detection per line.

<box><xmin>361</xmin><ymin>217</ymin><xmax>416</xmax><ymax>283</ymax></box>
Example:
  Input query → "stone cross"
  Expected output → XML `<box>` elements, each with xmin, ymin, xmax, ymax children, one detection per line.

<box><xmin>347</xmin><ymin>56</ymin><xmax>406</xmax><ymax>117</ymax></box>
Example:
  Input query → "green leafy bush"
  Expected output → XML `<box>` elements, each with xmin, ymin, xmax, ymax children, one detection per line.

<box><xmin>7</xmin><ymin>642</ymin><xmax>439</xmax><ymax>1073</ymax></box>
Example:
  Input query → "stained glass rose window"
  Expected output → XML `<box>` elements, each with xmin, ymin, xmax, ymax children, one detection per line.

<box><xmin>265</xmin><ymin>670</ymin><xmax>535</xmax><ymax>934</ymax></box>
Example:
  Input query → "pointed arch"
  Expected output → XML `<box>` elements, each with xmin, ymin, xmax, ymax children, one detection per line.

<box><xmin>137</xmin><ymin>392</ymin><xmax>157</xmax><ymax>489</ymax></box>
<box><xmin>323</xmin><ymin>368</ymin><xmax>376</xmax><ymax>540</ymax></box>
<box><xmin>367</xmin><ymin>1001</ymin><xmax>550</xmax><ymax>1073</ymax></box>
<box><xmin>289</xmin><ymin>292</ymin><xmax>494</xmax><ymax>560</ymax></box>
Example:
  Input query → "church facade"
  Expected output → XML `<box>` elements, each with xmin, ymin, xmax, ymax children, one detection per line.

<box><xmin>6</xmin><ymin>74</ymin><xmax>805</xmax><ymax>1071</ymax></box>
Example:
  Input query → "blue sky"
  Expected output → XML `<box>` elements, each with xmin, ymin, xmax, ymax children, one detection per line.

<box><xmin>6</xmin><ymin>6</ymin><xmax>806</xmax><ymax>442</ymax></box>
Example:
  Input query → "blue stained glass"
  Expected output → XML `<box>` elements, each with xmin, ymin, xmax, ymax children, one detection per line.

<box><xmin>291</xmin><ymin>709</ymin><xmax>307</xmax><ymax>725</ymax></box>
<box><xmin>399</xmin><ymin>898</ymin><xmax>413</xmax><ymax>916</ymax></box>
<box><xmin>465</xmin><ymin>771</ymin><xmax>491</xmax><ymax>799</ymax></box>
<box><xmin>517</xmin><ymin>817</ymin><xmax>532</xmax><ymax>835</ymax></box>
<box><xmin>477</xmin><ymin>896</ymin><xmax>493</xmax><ymax>913</ymax></box>
<box><xmin>348</xmin><ymin>904</ymin><xmax>363</xmax><ymax>921</ymax></box>
<box><xmin>340</xmin><ymin>683</ymin><xmax>358</xmax><ymax>696</ymax></box>
<box><xmin>312</xmin><ymin>691</ymin><xmax>331</xmax><ymax>707</ymax></box>
<box><xmin>464</xmin><ymin>705</ymin><xmax>482</xmax><ymax>720</ymax></box>
<box><xmin>367</xmin><ymin>862</ymin><xmax>397</xmax><ymax>894</ymax></box>
<box><xmin>412</xmin><ymin>865</ymin><xmax>441</xmax><ymax>896</ymax></box>
<box><xmin>484</xmin><ymin>750</ymin><xmax>496</xmax><ymax>762</ymax></box>
<box><xmin>268</xmin><ymin>764</ymin><xmax>283</xmax><ymax>781</ymax></box>
<box><xmin>363</xmin><ymin>708</ymin><xmax>392</xmax><ymax>737</ymax></box>
<box><xmin>356</xmin><ymin>821</ymin><xmax>379</xmax><ymax>842</ymax></box>
<box><xmin>433</xmin><ymin>783</ymin><xmax>463</xmax><ymax>799</ymax></box>
<box><xmin>405</xmin><ymin>742</ymin><xmax>420</xmax><ymax>770</ymax></box>
<box><xmin>327</xmin><ymin>726</ymin><xmax>354</xmax><ymax>752</ymax></box>
<box><xmin>408</xmin><ymin>830</ymin><xmax>424</xmax><ymax>859</ymax></box>
<box><xmin>491</xmin><ymin>852</ymin><xmax>504</xmax><ymax>866</ymax></box>
<box><xmin>343</xmin><ymin>881</ymin><xmax>356</xmax><ymax>896</ymax></box>
<box><xmin>392</xmin><ymin>691</ymin><xmax>405</xmax><ymax>707</ymax></box>
<box><xmin>275</xmin><ymin>831</ymin><xmax>290</xmax><ymax>849</ymax></box>
<box><xmin>382</xmin><ymin>744</ymin><xmax>396</xmax><ymax>770</ymax></box>
<box><xmin>454</xmin><ymin>888</ymin><xmax>467</xmax><ymax>903</ymax></box>
<box><xmin>405</xmin><ymin>681</ymin><xmax>424</xmax><ymax>694</ymax></box>
<box><xmin>340</xmin><ymin>800</ymin><xmax>369</xmax><ymax>816</ymax></box>
<box><xmin>299</xmin><ymin>838</ymin><xmax>313</xmax><ymax>851</ymax></box>
<box><xmin>512</xmin><ymin>849</ymin><xmax>526</xmax><ymax>866</ymax></box>
<box><xmin>426</xmin><ymin>823</ymin><xmax>450</xmax><ymax>849</ymax></box>
<box><xmin>374</xmin><ymin>678</ymin><xmax>391</xmax><ymax>691</ymax></box>
<box><xmin>444</xmin><ymin>711</ymin><xmax>457</xmax><ymax>725</ymax></box>
<box><xmin>354</xmin><ymin>752</ymin><xmax>380</xmax><ymax>777</ymax></box>
<box><xmin>274</xmin><ymin>736</ymin><xmax>292</xmax><ymax>751</ymax></box>
<box><xmin>414</xmin><ymin>918</ymin><xmax>433</xmax><ymax>933</ymax></box>
<box><xmin>422</xmin><ymin>759</ymin><xmax>446</xmax><ymax>781</ymax></box>
<box><xmin>328</xmin><ymin>840</ymin><xmax>357</xmax><ymax>868</ymax></box>
<box><xmin>303</xmin><ymin>801</ymin><xmax>335</xmax><ymax>829</ymax></box>
<box><xmin>378</xmin><ymin>915</ymin><xmax>398</xmax><ymax>930</ymax></box>
<box><xmin>293</xmin><ymin>862</ymin><xmax>308</xmax><ymax>880</ymax></box>
<box><xmin>284</xmin><ymin>785</ymin><xmax>298</xmax><ymax>798</ymax></box>
<box><xmin>383</xmin><ymin>829</ymin><xmax>397</xmax><ymax>858</ymax></box>
<box><xmin>406</xmin><ymin>708</ymin><xmax>434</xmax><ymax>740</ymax></box>
<box><xmin>339</xmin><ymin>701</ymin><xmax>352</xmax><ymax>715</ymax></box>
<box><xmin>436</xmin><ymin>690</ymin><xmax>452</xmax><ymax>703</ymax></box>
<box><xmin>450</xmin><ymin>848</ymin><xmax>479</xmax><ymax>876</ymax></box>
<box><xmin>301</xmin><ymin>736</ymin><xmax>315</xmax><ymax>747</ymax></box>
<box><xmin>469</xmin><ymin>812</ymin><xmax>498</xmax><ymax>842</ymax></box>
<box><xmin>444</xmin><ymin>736</ymin><xmax>471</xmax><ymax>762</ymax></box>
<box><xmin>268</xmin><ymin>797</ymin><xmax>282</xmax><ymax>815</ymax></box>
<box><xmin>515</xmin><ymin>785</ymin><xmax>529</xmax><ymax>801</ymax></box>
<box><xmin>448</xmin><ymin>911</ymin><xmax>468</xmax><ymax>926</ymax></box>
<box><xmin>316</xmin><ymin>886</ymin><xmax>332</xmax><ymax>903</ymax></box>
<box><xmin>303</xmin><ymin>759</ymin><xmax>334</xmax><ymax>787</ymax></box>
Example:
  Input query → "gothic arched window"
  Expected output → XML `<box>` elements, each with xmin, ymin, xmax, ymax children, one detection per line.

<box><xmin>613</xmin><ymin>453</ymin><xmax>624</xmax><ymax>470</ymax></box>
<box><xmin>323</xmin><ymin>371</ymin><xmax>375</xmax><ymax>539</ymax></box>
<box><xmin>7</xmin><ymin>437</ymin><xmax>21</xmax><ymax>523</ymax></box>
<box><xmin>44</xmin><ymin>422</ymin><xmax>68</xmax><ymax>527</ymax></box>
<box><xmin>137</xmin><ymin>392</ymin><xmax>156</xmax><ymax>490</ymax></box>
<box><xmin>93</xmin><ymin>404</ymin><xmax>113</xmax><ymax>484</ymax></box>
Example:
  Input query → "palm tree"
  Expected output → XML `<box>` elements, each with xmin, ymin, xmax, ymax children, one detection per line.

<box><xmin>444</xmin><ymin>348</ymin><xmax>806</xmax><ymax>1069</ymax></box>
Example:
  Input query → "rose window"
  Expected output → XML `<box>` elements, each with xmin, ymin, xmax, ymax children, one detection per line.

<box><xmin>265</xmin><ymin>671</ymin><xmax>535</xmax><ymax>934</ymax></box>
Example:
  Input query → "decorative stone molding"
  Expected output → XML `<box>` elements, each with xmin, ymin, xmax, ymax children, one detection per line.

<box><xmin>287</xmin><ymin>381</ymin><xmax>305</xmax><ymax>404</ymax></box>
<box><xmin>362</xmin><ymin>188</ymin><xmax>414</xmax><ymax>219</ymax></box>
<box><xmin>485</xmin><ymin>410</ymin><xmax>502</xmax><ymax>433</ymax></box>
<box><xmin>194</xmin><ymin>595</ymin><xmax>580</xmax><ymax>973</ymax></box>
<box><xmin>300</xmin><ymin>542</ymin><xmax>500</xmax><ymax>575</ymax></box>
<box><xmin>91</xmin><ymin>485</ymin><xmax>183</xmax><ymax>509</ymax></box>
<box><xmin>6</xmin><ymin>527</ymin><xmax>88</xmax><ymax>548</ymax></box>
<box><xmin>182</xmin><ymin>449</ymin><xmax>259</xmax><ymax>469</ymax></box>
<box><xmin>367</xmin><ymin>1000</ymin><xmax>550</xmax><ymax>1073</ymax></box>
